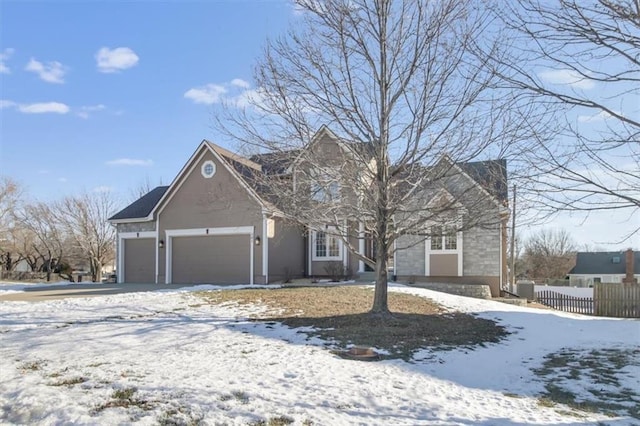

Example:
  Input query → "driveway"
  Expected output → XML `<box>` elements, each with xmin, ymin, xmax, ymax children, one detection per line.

<box><xmin>0</xmin><ymin>282</ymin><xmax>191</xmax><ymax>302</ymax></box>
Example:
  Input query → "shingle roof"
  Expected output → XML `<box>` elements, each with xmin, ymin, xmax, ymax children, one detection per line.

<box><xmin>569</xmin><ymin>251</ymin><xmax>639</xmax><ymax>275</ymax></box>
<box><xmin>108</xmin><ymin>186</ymin><xmax>169</xmax><ymax>221</ymax></box>
<box><xmin>250</xmin><ymin>150</ymin><xmax>299</xmax><ymax>175</ymax></box>
<box><xmin>458</xmin><ymin>159</ymin><xmax>508</xmax><ymax>202</ymax></box>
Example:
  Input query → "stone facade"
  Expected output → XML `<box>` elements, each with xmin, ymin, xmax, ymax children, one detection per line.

<box><xmin>410</xmin><ymin>282</ymin><xmax>492</xmax><ymax>299</ymax></box>
<box><xmin>462</xmin><ymin>222</ymin><xmax>500</xmax><ymax>277</ymax></box>
<box><xmin>117</xmin><ymin>221</ymin><xmax>156</xmax><ymax>233</ymax></box>
<box><xmin>395</xmin><ymin>235</ymin><xmax>424</xmax><ymax>276</ymax></box>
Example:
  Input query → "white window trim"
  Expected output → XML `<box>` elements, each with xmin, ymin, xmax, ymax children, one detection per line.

<box><xmin>312</xmin><ymin>228</ymin><xmax>343</xmax><ymax>261</ymax></box>
<box><xmin>201</xmin><ymin>160</ymin><xmax>216</xmax><ymax>178</ymax></box>
<box><xmin>428</xmin><ymin>226</ymin><xmax>459</xmax><ymax>253</ymax></box>
<box><xmin>425</xmin><ymin>222</ymin><xmax>463</xmax><ymax>277</ymax></box>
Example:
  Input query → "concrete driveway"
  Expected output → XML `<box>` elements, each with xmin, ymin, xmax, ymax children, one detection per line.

<box><xmin>0</xmin><ymin>283</ymin><xmax>192</xmax><ymax>302</ymax></box>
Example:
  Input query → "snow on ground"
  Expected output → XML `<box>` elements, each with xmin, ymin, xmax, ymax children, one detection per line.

<box><xmin>534</xmin><ymin>285</ymin><xmax>594</xmax><ymax>298</ymax></box>
<box><xmin>0</xmin><ymin>284</ymin><xmax>638</xmax><ymax>425</ymax></box>
<box><xmin>0</xmin><ymin>280</ymin><xmax>81</xmax><ymax>295</ymax></box>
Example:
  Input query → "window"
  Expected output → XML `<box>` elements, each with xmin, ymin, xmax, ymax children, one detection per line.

<box><xmin>310</xmin><ymin>171</ymin><xmax>340</xmax><ymax>202</ymax></box>
<box><xmin>313</xmin><ymin>228</ymin><xmax>342</xmax><ymax>260</ymax></box>
<box><xmin>201</xmin><ymin>160</ymin><xmax>216</xmax><ymax>178</ymax></box>
<box><xmin>430</xmin><ymin>225</ymin><xmax>458</xmax><ymax>251</ymax></box>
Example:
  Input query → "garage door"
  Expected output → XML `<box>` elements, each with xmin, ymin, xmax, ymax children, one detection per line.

<box><xmin>124</xmin><ymin>238</ymin><xmax>155</xmax><ymax>283</ymax></box>
<box><xmin>171</xmin><ymin>235</ymin><xmax>249</xmax><ymax>284</ymax></box>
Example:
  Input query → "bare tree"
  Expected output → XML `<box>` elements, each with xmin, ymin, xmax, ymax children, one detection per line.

<box><xmin>17</xmin><ymin>202</ymin><xmax>68</xmax><ymax>281</ymax></box>
<box><xmin>522</xmin><ymin>228</ymin><xmax>577</xmax><ymax>281</ymax></box>
<box><xmin>53</xmin><ymin>192</ymin><xmax>117</xmax><ymax>282</ymax></box>
<box><xmin>213</xmin><ymin>0</ymin><xmax>540</xmax><ymax>313</ymax></box>
<box><xmin>0</xmin><ymin>177</ymin><xmax>24</xmax><ymax>273</ymax></box>
<box><xmin>491</xmin><ymin>0</ymin><xmax>640</xmax><ymax>239</ymax></box>
<box><xmin>128</xmin><ymin>176</ymin><xmax>164</xmax><ymax>203</ymax></box>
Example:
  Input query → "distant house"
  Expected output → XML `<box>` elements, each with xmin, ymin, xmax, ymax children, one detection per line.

<box><xmin>568</xmin><ymin>249</ymin><xmax>638</xmax><ymax>287</ymax></box>
<box><xmin>108</xmin><ymin>127</ymin><xmax>508</xmax><ymax>295</ymax></box>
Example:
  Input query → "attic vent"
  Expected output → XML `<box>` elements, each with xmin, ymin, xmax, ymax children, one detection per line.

<box><xmin>612</xmin><ymin>256</ymin><xmax>621</xmax><ymax>264</ymax></box>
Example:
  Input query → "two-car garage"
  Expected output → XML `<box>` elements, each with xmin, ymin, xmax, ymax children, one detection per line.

<box><xmin>118</xmin><ymin>227</ymin><xmax>255</xmax><ymax>285</ymax></box>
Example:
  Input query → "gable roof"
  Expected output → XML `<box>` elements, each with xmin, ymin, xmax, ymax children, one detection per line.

<box><xmin>569</xmin><ymin>251</ymin><xmax>639</xmax><ymax>275</ymax></box>
<box><xmin>458</xmin><ymin>159</ymin><xmax>508</xmax><ymax>203</ymax></box>
<box><xmin>108</xmin><ymin>186</ymin><xmax>169</xmax><ymax>221</ymax></box>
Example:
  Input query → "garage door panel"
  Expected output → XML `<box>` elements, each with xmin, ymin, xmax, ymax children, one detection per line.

<box><xmin>124</xmin><ymin>238</ymin><xmax>155</xmax><ymax>283</ymax></box>
<box><xmin>172</xmin><ymin>235</ymin><xmax>248</xmax><ymax>284</ymax></box>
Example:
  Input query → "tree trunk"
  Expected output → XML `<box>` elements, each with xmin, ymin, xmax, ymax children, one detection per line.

<box><xmin>371</xmin><ymin>245</ymin><xmax>389</xmax><ymax>314</ymax></box>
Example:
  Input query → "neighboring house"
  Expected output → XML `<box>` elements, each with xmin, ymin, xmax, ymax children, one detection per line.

<box><xmin>568</xmin><ymin>249</ymin><xmax>639</xmax><ymax>287</ymax></box>
<box><xmin>109</xmin><ymin>127</ymin><xmax>508</xmax><ymax>296</ymax></box>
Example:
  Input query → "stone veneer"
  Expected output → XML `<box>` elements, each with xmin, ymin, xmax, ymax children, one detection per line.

<box><xmin>117</xmin><ymin>221</ymin><xmax>156</xmax><ymax>233</ymax></box>
<box><xmin>409</xmin><ymin>282</ymin><xmax>492</xmax><ymax>299</ymax></box>
<box><xmin>462</xmin><ymin>223</ymin><xmax>500</xmax><ymax>277</ymax></box>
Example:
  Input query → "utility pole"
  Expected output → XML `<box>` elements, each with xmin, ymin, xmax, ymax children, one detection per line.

<box><xmin>510</xmin><ymin>184</ymin><xmax>516</xmax><ymax>293</ymax></box>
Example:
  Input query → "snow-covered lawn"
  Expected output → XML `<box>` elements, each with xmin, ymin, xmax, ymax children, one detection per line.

<box><xmin>1</xmin><ymin>284</ymin><xmax>638</xmax><ymax>425</ymax></box>
<box><xmin>535</xmin><ymin>285</ymin><xmax>594</xmax><ymax>298</ymax></box>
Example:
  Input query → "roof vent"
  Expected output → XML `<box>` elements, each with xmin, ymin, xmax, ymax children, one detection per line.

<box><xmin>612</xmin><ymin>256</ymin><xmax>621</xmax><ymax>264</ymax></box>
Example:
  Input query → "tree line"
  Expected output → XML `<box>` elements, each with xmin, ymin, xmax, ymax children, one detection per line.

<box><xmin>0</xmin><ymin>176</ymin><xmax>117</xmax><ymax>282</ymax></box>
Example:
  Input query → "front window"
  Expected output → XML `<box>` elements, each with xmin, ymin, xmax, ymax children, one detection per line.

<box><xmin>313</xmin><ymin>228</ymin><xmax>342</xmax><ymax>260</ymax></box>
<box><xmin>431</xmin><ymin>225</ymin><xmax>458</xmax><ymax>251</ymax></box>
<box><xmin>310</xmin><ymin>172</ymin><xmax>340</xmax><ymax>202</ymax></box>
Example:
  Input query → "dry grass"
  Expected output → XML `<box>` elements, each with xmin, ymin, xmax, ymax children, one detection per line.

<box><xmin>198</xmin><ymin>286</ymin><xmax>508</xmax><ymax>360</ymax></box>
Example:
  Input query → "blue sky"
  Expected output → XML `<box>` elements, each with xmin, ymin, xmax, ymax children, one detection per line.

<box><xmin>1</xmin><ymin>0</ymin><xmax>292</xmax><ymax>198</ymax></box>
<box><xmin>1</xmin><ymin>0</ymin><xmax>637</xmax><ymax>250</ymax></box>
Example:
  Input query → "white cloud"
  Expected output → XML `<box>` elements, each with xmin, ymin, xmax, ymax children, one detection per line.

<box><xmin>77</xmin><ymin>104</ymin><xmax>106</xmax><ymax>119</ymax></box>
<box><xmin>95</xmin><ymin>47</ymin><xmax>139</xmax><ymax>73</ymax></box>
<box><xmin>58</xmin><ymin>177</ymin><xmax>68</xmax><ymax>183</ymax></box>
<box><xmin>18</xmin><ymin>102</ymin><xmax>70</xmax><ymax>114</ymax></box>
<box><xmin>184</xmin><ymin>79</ymin><xmax>263</xmax><ymax>108</ymax></box>
<box><xmin>231</xmin><ymin>78</ymin><xmax>250</xmax><ymax>89</ymax></box>
<box><xmin>184</xmin><ymin>84</ymin><xmax>227</xmax><ymax>104</ymax></box>
<box><xmin>93</xmin><ymin>185</ymin><xmax>113</xmax><ymax>193</ymax></box>
<box><xmin>106</xmin><ymin>158</ymin><xmax>153</xmax><ymax>167</ymax></box>
<box><xmin>0</xmin><ymin>48</ymin><xmax>14</xmax><ymax>74</ymax></box>
<box><xmin>0</xmin><ymin>99</ymin><xmax>16</xmax><ymax>109</ymax></box>
<box><xmin>25</xmin><ymin>58</ymin><xmax>67</xmax><ymax>84</ymax></box>
<box><xmin>539</xmin><ymin>69</ymin><xmax>595</xmax><ymax>90</ymax></box>
<box><xmin>577</xmin><ymin>110</ymin><xmax>614</xmax><ymax>123</ymax></box>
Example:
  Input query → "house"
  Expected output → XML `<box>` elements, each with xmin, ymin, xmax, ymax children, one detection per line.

<box><xmin>393</xmin><ymin>157</ymin><xmax>510</xmax><ymax>297</ymax></box>
<box><xmin>109</xmin><ymin>127</ymin><xmax>509</xmax><ymax>296</ymax></box>
<box><xmin>568</xmin><ymin>249</ymin><xmax>639</xmax><ymax>287</ymax></box>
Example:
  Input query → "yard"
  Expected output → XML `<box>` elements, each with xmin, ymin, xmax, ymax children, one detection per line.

<box><xmin>0</xmin><ymin>283</ymin><xmax>638</xmax><ymax>425</ymax></box>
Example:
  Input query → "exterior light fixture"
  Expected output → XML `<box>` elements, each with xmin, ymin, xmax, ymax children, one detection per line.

<box><xmin>255</xmin><ymin>236</ymin><xmax>261</xmax><ymax>246</ymax></box>
<box><xmin>159</xmin><ymin>239</ymin><xmax>165</xmax><ymax>249</ymax></box>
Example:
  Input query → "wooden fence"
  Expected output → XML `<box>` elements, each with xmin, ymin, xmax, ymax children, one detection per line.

<box><xmin>594</xmin><ymin>283</ymin><xmax>640</xmax><ymax>318</ymax></box>
<box><xmin>536</xmin><ymin>291</ymin><xmax>594</xmax><ymax>315</ymax></box>
<box><xmin>536</xmin><ymin>284</ymin><xmax>640</xmax><ymax>318</ymax></box>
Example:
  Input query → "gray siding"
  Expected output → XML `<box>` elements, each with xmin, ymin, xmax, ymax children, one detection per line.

<box><xmin>268</xmin><ymin>219</ymin><xmax>305</xmax><ymax>282</ymax></box>
<box><xmin>157</xmin><ymin>149</ymin><xmax>264</xmax><ymax>284</ymax></box>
